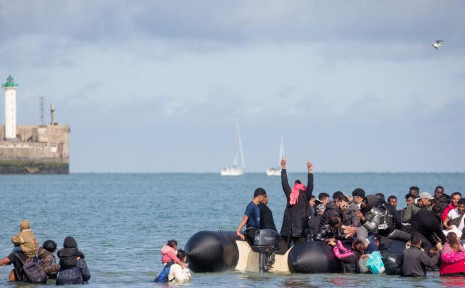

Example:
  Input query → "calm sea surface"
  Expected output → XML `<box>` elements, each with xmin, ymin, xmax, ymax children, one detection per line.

<box><xmin>1</xmin><ymin>173</ymin><xmax>465</xmax><ymax>287</ymax></box>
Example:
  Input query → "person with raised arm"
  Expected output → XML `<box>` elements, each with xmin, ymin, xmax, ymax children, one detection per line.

<box><xmin>278</xmin><ymin>158</ymin><xmax>314</xmax><ymax>254</ymax></box>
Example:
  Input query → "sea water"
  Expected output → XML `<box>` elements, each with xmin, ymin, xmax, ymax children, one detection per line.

<box><xmin>1</xmin><ymin>173</ymin><xmax>465</xmax><ymax>287</ymax></box>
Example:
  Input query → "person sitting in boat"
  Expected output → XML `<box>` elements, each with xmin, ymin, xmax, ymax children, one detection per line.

<box><xmin>355</xmin><ymin>194</ymin><xmax>394</xmax><ymax>250</ymax></box>
<box><xmin>236</xmin><ymin>188</ymin><xmax>267</xmax><ymax>244</ymax></box>
<box><xmin>443</xmin><ymin>198</ymin><xmax>465</xmax><ymax>240</ymax></box>
<box><xmin>443</xmin><ymin>192</ymin><xmax>462</xmax><ymax>220</ymax></box>
<box><xmin>339</xmin><ymin>194</ymin><xmax>361</xmax><ymax>228</ymax></box>
<box><xmin>313</xmin><ymin>216</ymin><xmax>353</xmax><ymax>244</ymax></box>
<box><xmin>402</xmin><ymin>204</ymin><xmax>446</xmax><ymax>256</ymax></box>
<box><xmin>402</xmin><ymin>192</ymin><xmax>433</xmax><ymax>223</ymax></box>
<box><xmin>317</xmin><ymin>192</ymin><xmax>359</xmax><ymax>239</ymax></box>
<box><xmin>352</xmin><ymin>188</ymin><xmax>365</xmax><ymax>210</ymax></box>
<box><xmin>318</xmin><ymin>192</ymin><xmax>330</xmax><ymax>206</ymax></box>
<box><xmin>442</xmin><ymin>193</ymin><xmax>463</xmax><ymax>228</ymax></box>
<box><xmin>309</xmin><ymin>195</ymin><xmax>316</xmax><ymax>217</ymax></box>
<box><xmin>258</xmin><ymin>194</ymin><xmax>277</xmax><ymax>232</ymax></box>
<box><xmin>278</xmin><ymin>158</ymin><xmax>314</xmax><ymax>254</ymax></box>
<box><xmin>307</xmin><ymin>201</ymin><xmax>326</xmax><ymax>237</ymax></box>
<box><xmin>433</xmin><ymin>185</ymin><xmax>450</xmax><ymax>208</ymax></box>
<box><xmin>318</xmin><ymin>191</ymin><xmax>344</xmax><ymax>230</ymax></box>
<box><xmin>168</xmin><ymin>250</ymin><xmax>191</xmax><ymax>283</ymax></box>
<box><xmin>330</xmin><ymin>239</ymin><xmax>365</xmax><ymax>273</ymax></box>
<box><xmin>387</xmin><ymin>195</ymin><xmax>403</xmax><ymax>228</ymax></box>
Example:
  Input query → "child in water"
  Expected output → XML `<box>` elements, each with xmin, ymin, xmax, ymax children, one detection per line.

<box><xmin>161</xmin><ymin>240</ymin><xmax>185</xmax><ymax>268</ymax></box>
<box><xmin>11</xmin><ymin>219</ymin><xmax>39</xmax><ymax>258</ymax></box>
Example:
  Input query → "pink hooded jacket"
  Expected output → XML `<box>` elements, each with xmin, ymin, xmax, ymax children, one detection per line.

<box><xmin>161</xmin><ymin>244</ymin><xmax>181</xmax><ymax>264</ymax></box>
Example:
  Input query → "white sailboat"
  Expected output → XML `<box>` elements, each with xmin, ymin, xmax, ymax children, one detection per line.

<box><xmin>266</xmin><ymin>137</ymin><xmax>285</xmax><ymax>176</ymax></box>
<box><xmin>221</xmin><ymin>123</ymin><xmax>245</xmax><ymax>176</ymax></box>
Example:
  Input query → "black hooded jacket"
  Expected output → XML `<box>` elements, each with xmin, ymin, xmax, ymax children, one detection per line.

<box><xmin>410</xmin><ymin>208</ymin><xmax>446</xmax><ymax>245</ymax></box>
<box><xmin>258</xmin><ymin>203</ymin><xmax>277</xmax><ymax>231</ymax></box>
<box><xmin>318</xmin><ymin>201</ymin><xmax>342</xmax><ymax>230</ymax></box>
<box><xmin>280</xmin><ymin>169</ymin><xmax>314</xmax><ymax>237</ymax></box>
<box><xmin>57</xmin><ymin>236</ymin><xmax>85</xmax><ymax>269</ymax></box>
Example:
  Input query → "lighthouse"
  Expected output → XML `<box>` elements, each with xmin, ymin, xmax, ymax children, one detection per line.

<box><xmin>2</xmin><ymin>75</ymin><xmax>18</xmax><ymax>141</ymax></box>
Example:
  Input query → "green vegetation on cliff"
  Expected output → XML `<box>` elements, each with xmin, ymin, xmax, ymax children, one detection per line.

<box><xmin>0</xmin><ymin>160</ymin><xmax>69</xmax><ymax>174</ymax></box>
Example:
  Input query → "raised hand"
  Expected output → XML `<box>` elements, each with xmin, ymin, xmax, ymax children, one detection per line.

<box><xmin>307</xmin><ymin>161</ymin><xmax>313</xmax><ymax>173</ymax></box>
<box><xmin>281</xmin><ymin>157</ymin><xmax>286</xmax><ymax>168</ymax></box>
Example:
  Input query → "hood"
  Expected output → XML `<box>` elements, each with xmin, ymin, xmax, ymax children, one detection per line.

<box><xmin>19</xmin><ymin>220</ymin><xmax>31</xmax><ymax>231</ymax></box>
<box><xmin>436</xmin><ymin>194</ymin><xmax>450</xmax><ymax>204</ymax></box>
<box><xmin>362</xmin><ymin>195</ymin><xmax>380</xmax><ymax>213</ymax></box>
<box><xmin>161</xmin><ymin>244</ymin><xmax>175</xmax><ymax>255</ymax></box>
<box><xmin>38</xmin><ymin>247</ymin><xmax>53</xmax><ymax>258</ymax></box>
<box><xmin>63</xmin><ymin>236</ymin><xmax>78</xmax><ymax>248</ymax></box>
<box><xmin>326</xmin><ymin>201</ymin><xmax>339</xmax><ymax>211</ymax></box>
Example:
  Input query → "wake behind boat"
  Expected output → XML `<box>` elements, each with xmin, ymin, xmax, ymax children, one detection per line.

<box><xmin>221</xmin><ymin>123</ymin><xmax>245</xmax><ymax>176</ymax></box>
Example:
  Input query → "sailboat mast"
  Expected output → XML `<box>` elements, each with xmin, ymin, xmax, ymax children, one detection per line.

<box><xmin>236</xmin><ymin>122</ymin><xmax>245</xmax><ymax>169</ymax></box>
<box><xmin>279</xmin><ymin>137</ymin><xmax>285</xmax><ymax>163</ymax></box>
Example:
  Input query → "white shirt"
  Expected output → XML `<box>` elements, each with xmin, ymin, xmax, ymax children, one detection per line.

<box><xmin>168</xmin><ymin>263</ymin><xmax>191</xmax><ymax>283</ymax></box>
<box><xmin>447</xmin><ymin>208</ymin><xmax>465</xmax><ymax>231</ymax></box>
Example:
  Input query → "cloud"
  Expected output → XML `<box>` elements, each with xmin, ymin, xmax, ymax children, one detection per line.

<box><xmin>1</xmin><ymin>1</ymin><xmax>464</xmax><ymax>56</ymax></box>
<box><xmin>164</xmin><ymin>100</ymin><xmax>188</xmax><ymax>117</ymax></box>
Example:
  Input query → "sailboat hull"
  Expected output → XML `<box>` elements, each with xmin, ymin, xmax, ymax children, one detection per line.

<box><xmin>221</xmin><ymin>168</ymin><xmax>244</xmax><ymax>176</ymax></box>
<box><xmin>266</xmin><ymin>137</ymin><xmax>285</xmax><ymax>176</ymax></box>
<box><xmin>266</xmin><ymin>168</ymin><xmax>281</xmax><ymax>176</ymax></box>
<box><xmin>221</xmin><ymin>123</ymin><xmax>245</xmax><ymax>176</ymax></box>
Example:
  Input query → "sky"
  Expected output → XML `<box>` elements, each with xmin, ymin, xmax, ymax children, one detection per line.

<box><xmin>0</xmin><ymin>1</ymin><xmax>464</xmax><ymax>173</ymax></box>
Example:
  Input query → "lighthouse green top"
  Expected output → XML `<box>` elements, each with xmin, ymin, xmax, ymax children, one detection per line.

<box><xmin>2</xmin><ymin>75</ymin><xmax>18</xmax><ymax>88</ymax></box>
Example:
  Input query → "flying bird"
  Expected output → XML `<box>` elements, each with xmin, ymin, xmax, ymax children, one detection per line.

<box><xmin>432</xmin><ymin>40</ymin><xmax>444</xmax><ymax>50</ymax></box>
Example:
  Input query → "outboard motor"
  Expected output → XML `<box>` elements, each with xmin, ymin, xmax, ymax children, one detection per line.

<box><xmin>251</xmin><ymin>229</ymin><xmax>280</xmax><ymax>272</ymax></box>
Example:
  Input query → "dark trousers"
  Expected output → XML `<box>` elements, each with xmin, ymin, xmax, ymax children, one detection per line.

<box><xmin>245</xmin><ymin>227</ymin><xmax>258</xmax><ymax>246</ymax></box>
<box><xmin>278</xmin><ymin>235</ymin><xmax>305</xmax><ymax>254</ymax></box>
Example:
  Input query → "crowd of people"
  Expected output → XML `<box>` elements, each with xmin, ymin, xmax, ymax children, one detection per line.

<box><xmin>0</xmin><ymin>220</ymin><xmax>90</xmax><ymax>284</ymax></box>
<box><xmin>4</xmin><ymin>164</ymin><xmax>463</xmax><ymax>283</ymax></box>
<box><xmin>236</xmin><ymin>158</ymin><xmax>465</xmax><ymax>277</ymax></box>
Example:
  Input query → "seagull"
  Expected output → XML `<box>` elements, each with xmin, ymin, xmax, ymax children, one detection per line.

<box><xmin>432</xmin><ymin>40</ymin><xmax>444</xmax><ymax>50</ymax></box>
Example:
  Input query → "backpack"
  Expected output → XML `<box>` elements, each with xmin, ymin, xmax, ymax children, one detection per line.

<box><xmin>15</xmin><ymin>253</ymin><xmax>48</xmax><ymax>284</ymax></box>
<box><xmin>366</xmin><ymin>251</ymin><xmax>385</xmax><ymax>274</ymax></box>
<box><xmin>154</xmin><ymin>262</ymin><xmax>173</xmax><ymax>283</ymax></box>
<box><xmin>377</xmin><ymin>207</ymin><xmax>393</xmax><ymax>231</ymax></box>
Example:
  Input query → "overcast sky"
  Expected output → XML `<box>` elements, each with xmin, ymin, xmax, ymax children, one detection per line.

<box><xmin>1</xmin><ymin>1</ymin><xmax>464</xmax><ymax>173</ymax></box>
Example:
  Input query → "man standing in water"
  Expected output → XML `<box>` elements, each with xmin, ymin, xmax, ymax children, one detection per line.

<box><xmin>278</xmin><ymin>158</ymin><xmax>314</xmax><ymax>254</ymax></box>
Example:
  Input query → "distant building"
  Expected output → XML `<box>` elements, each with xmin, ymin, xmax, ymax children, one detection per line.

<box><xmin>0</xmin><ymin>75</ymin><xmax>70</xmax><ymax>174</ymax></box>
